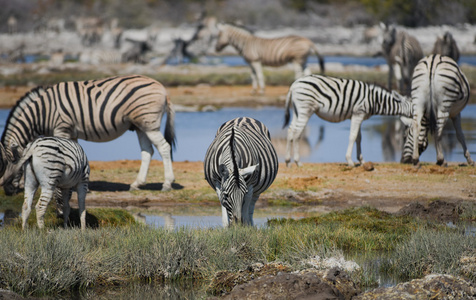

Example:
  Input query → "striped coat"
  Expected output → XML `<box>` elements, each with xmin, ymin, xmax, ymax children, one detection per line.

<box><xmin>0</xmin><ymin>75</ymin><xmax>175</xmax><ymax>193</ymax></box>
<box><xmin>284</xmin><ymin>74</ymin><xmax>413</xmax><ymax>167</ymax></box>
<box><xmin>0</xmin><ymin>137</ymin><xmax>89</xmax><ymax>230</ymax></box>
<box><xmin>204</xmin><ymin>117</ymin><xmax>278</xmax><ymax>226</ymax></box>
<box><xmin>410</xmin><ymin>54</ymin><xmax>473</xmax><ymax>166</ymax></box>
<box><xmin>215</xmin><ymin>23</ymin><xmax>325</xmax><ymax>94</ymax></box>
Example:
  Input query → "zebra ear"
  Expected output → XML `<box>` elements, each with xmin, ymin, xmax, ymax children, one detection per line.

<box><xmin>391</xmin><ymin>90</ymin><xmax>404</xmax><ymax>102</ymax></box>
<box><xmin>219</xmin><ymin>164</ymin><xmax>229</xmax><ymax>178</ymax></box>
<box><xmin>10</xmin><ymin>144</ymin><xmax>22</xmax><ymax>163</ymax></box>
<box><xmin>239</xmin><ymin>164</ymin><xmax>258</xmax><ymax>179</ymax></box>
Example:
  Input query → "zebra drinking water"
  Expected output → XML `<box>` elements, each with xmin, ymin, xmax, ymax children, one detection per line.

<box><xmin>0</xmin><ymin>137</ymin><xmax>90</xmax><ymax>230</ymax></box>
<box><xmin>215</xmin><ymin>23</ymin><xmax>325</xmax><ymax>95</ymax></box>
<box><xmin>204</xmin><ymin>117</ymin><xmax>278</xmax><ymax>226</ymax></box>
<box><xmin>409</xmin><ymin>54</ymin><xmax>474</xmax><ymax>166</ymax></box>
<box><xmin>283</xmin><ymin>74</ymin><xmax>413</xmax><ymax>167</ymax></box>
<box><xmin>0</xmin><ymin>75</ymin><xmax>176</xmax><ymax>194</ymax></box>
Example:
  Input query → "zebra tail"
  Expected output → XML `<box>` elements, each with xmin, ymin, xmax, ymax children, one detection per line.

<box><xmin>164</xmin><ymin>96</ymin><xmax>177</xmax><ymax>159</ymax></box>
<box><xmin>283</xmin><ymin>89</ymin><xmax>292</xmax><ymax>129</ymax></box>
<box><xmin>428</xmin><ymin>71</ymin><xmax>437</xmax><ymax>135</ymax></box>
<box><xmin>311</xmin><ymin>44</ymin><xmax>325</xmax><ymax>74</ymax></box>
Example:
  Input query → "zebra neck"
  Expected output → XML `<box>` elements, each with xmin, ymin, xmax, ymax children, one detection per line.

<box><xmin>227</xmin><ymin>28</ymin><xmax>253</xmax><ymax>53</ymax></box>
<box><xmin>369</xmin><ymin>86</ymin><xmax>411</xmax><ymax>116</ymax></box>
<box><xmin>1</xmin><ymin>86</ymin><xmax>53</xmax><ymax>148</ymax></box>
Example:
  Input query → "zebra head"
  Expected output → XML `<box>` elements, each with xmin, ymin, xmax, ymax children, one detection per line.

<box><xmin>400</xmin><ymin>118</ymin><xmax>429</xmax><ymax>164</ymax></box>
<box><xmin>215</xmin><ymin>23</ymin><xmax>230</xmax><ymax>52</ymax></box>
<box><xmin>218</xmin><ymin>162</ymin><xmax>258</xmax><ymax>225</ymax></box>
<box><xmin>380</xmin><ymin>23</ymin><xmax>396</xmax><ymax>55</ymax></box>
<box><xmin>0</xmin><ymin>143</ymin><xmax>24</xmax><ymax>195</ymax></box>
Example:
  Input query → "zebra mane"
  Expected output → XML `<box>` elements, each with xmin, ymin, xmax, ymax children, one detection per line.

<box><xmin>1</xmin><ymin>85</ymin><xmax>49</xmax><ymax>144</ymax></box>
<box><xmin>223</xmin><ymin>23</ymin><xmax>254</xmax><ymax>35</ymax></box>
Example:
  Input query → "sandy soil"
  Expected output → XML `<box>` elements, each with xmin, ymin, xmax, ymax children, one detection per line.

<box><xmin>84</xmin><ymin>160</ymin><xmax>476</xmax><ymax>216</ymax></box>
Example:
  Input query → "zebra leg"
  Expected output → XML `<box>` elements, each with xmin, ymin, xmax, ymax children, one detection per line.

<box><xmin>249</xmin><ymin>63</ymin><xmax>259</xmax><ymax>94</ymax></box>
<box><xmin>77</xmin><ymin>182</ymin><xmax>88</xmax><ymax>230</ymax></box>
<box><xmin>346</xmin><ymin>115</ymin><xmax>365</xmax><ymax>167</ymax></box>
<box><xmin>287</xmin><ymin>109</ymin><xmax>313</xmax><ymax>167</ymax></box>
<box><xmin>130</xmin><ymin>130</ymin><xmax>154</xmax><ymax>190</ymax></box>
<box><xmin>251</xmin><ymin>61</ymin><xmax>265</xmax><ymax>94</ymax></box>
<box><xmin>247</xmin><ymin>195</ymin><xmax>259</xmax><ymax>227</ymax></box>
<box><xmin>144</xmin><ymin>130</ymin><xmax>175</xmax><ymax>191</ymax></box>
<box><xmin>412</xmin><ymin>113</ymin><xmax>424</xmax><ymax>167</ymax></box>
<box><xmin>22</xmin><ymin>163</ymin><xmax>39</xmax><ymax>230</ymax></box>
<box><xmin>387</xmin><ymin>64</ymin><xmax>394</xmax><ymax>90</ymax></box>
<box><xmin>221</xmin><ymin>205</ymin><xmax>229</xmax><ymax>227</ymax></box>
<box><xmin>292</xmin><ymin>61</ymin><xmax>304</xmax><ymax>79</ymax></box>
<box><xmin>60</xmin><ymin>188</ymin><xmax>72</xmax><ymax>229</ymax></box>
<box><xmin>35</xmin><ymin>187</ymin><xmax>54</xmax><ymax>229</ymax></box>
<box><xmin>355</xmin><ymin>128</ymin><xmax>365</xmax><ymax>165</ymax></box>
<box><xmin>452</xmin><ymin>114</ymin><xmax>474</xmax><ymax>166</ymax></box>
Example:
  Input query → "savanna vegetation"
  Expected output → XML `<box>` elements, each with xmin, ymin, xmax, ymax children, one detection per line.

<box><xmin>1</xmin><ymin>183</ymin><xmax>475</xmax><ymax>298</ymax></box>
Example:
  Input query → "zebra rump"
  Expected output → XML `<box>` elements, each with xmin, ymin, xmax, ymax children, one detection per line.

<box><xmin>0</xmin><ymin>136</ymin><xmax>90</xmax><ymax>230</ymax></box>
<box><xmin>204</xmin><ymin>117</ymin><xmax>278</xmax><ymax>226</ymax></box>
<box><xmin>409</xmin><ymin>54</ymin><xmax>473</xmax><ymax>166</ymax></box>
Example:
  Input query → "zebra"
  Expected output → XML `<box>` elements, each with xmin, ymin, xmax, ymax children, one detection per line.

<box><xmin>400</xmin><ymin>115</ymin><xmax>429</xmax><ymax>164</ymax></box>
<box><xmin>0</xmin><ymin>137</ymin><xmax>89</xmax><ymax>230</ymax></box>
<box><xmin>409</xmin><ymin>54</ymin><xmax>474</xmax><ymax>167</ymax></box>
<box><xmin>380</xmin><ymin>23</ymin><xmax>423</xmax><ymax>95</ymax></box>
<box><xmin>432</xmin><ymin>31</ymin><xmax>460</xmax><ymax>63</ymax></box>
<box><xmin>283</xmin><ymin>74</ymin><xmax>413</xmax><ymax>167</ymax></box>
<box><xmin>0</xmin><ymin>75</ymin><xmax>176</xmax><ymax>194</ymax></box>
<box><xmin>215</xmin><ymin>23</ymin><xmax>325</xmax><ymax>95</ymax></box>
<box><xmin>204</xmin><ymin>117</ymin><xmax>278</xmax><ymax>226</ymax></box>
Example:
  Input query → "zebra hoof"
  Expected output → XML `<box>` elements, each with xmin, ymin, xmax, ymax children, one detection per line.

<box><xmin>161</xmin><ymin>184</ymin><xmax>172</xmax><ymax>192</ymax></box>
<box><xmin>129</xmin><ymin>183</ymin><xmax>142</xmax><ymax>191</ymax></box>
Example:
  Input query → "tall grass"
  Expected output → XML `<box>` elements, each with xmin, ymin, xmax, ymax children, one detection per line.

<box><xmin>387</xmin><ymin>228</ymin><xmax>476</xmax><ymax>282</ymax></box>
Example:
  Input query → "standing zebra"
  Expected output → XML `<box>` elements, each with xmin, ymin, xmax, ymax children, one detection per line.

<box><xmin>432</xmin><ymin>31</ymin><xmax>460</xmax><ymax>63</ymax></box>
<box><xmin>409</xmin><ymin>54</ymin><xmax>474</xmax><ymax>166</ymax></box>
<box><xmin>0</xmin><ymin>137</ymin><xmax>89</xmax><ymax>230</ymax></box>
<box><xmin>215</xmin><ymin>23</ymin><xmax>325</xmax><ymax>95</ymax></box>
<box><xmin>204</xmin><ymin>117</ymin><xmax>278</xmax><ymax>226</ymax></box>
<box><xmin>380</xmin><ymin>23</ymin><xmax>423</xmax><ymax>95</ymax></box>
<box><xmin>283</xmin><ymin>74</ymin><xmax>413</xmax><ymax>167</ymax></box>
<box><xmin>0</xmin><ymin>75</ymin><xmax>175</xmax><ymax>194</ymax></box>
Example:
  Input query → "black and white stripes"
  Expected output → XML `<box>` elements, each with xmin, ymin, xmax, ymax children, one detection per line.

<box><xmin>283</xmin><ymin>74</ymin><xmax>413</xmax><ymax>167</ymax></box>
<box><xmin>0</xmin><ymin>137</ymin><xmax>89</xmax><ymax>230</ymax></box>
<box><xmin>204</xmin><ymin>117</ymin><xmax>278</xmax><ymax>226</ymax></box>
<box><xmin>409</xmin><ymin>54</ymin><xmax>473</xmax><ymax>166</ymax></box>
<box><xmin>215</xmin><ymin>23</ymin><xmax>325</xmax><ymax>94</ymax></box>
<box><xmin>0</xmin><ymin>75</ymin><xmax>176</xmax><ymax>192</ymax></box>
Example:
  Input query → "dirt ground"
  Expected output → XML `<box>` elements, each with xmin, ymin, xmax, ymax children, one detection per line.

<box><xmin>1</xmin><ymin>85</ymin><xmax>475</xmax><ymax>216</ymax></box>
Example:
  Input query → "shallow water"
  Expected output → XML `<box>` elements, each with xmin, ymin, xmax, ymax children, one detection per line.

<box><xmin>0</xmin><ymin>104</ymin><xmax>470</xmax><ymax>165</ymax></box>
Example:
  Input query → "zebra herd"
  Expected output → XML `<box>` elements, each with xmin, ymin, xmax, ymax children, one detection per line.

<box><xmin>0</xmin><ymin>23</ymin><xmax>473</xmax><ymax>229</ymax></box>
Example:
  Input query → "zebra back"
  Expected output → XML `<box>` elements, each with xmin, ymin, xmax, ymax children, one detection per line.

<box><xmin>412</xmin><ymin>54</ymin><xmax>470</xmax><ymax>134</ymax></box>
<box><xmin>204</xmin><ymin>117</ymin><xmax>278</xmax><ymax>197</ymax></box>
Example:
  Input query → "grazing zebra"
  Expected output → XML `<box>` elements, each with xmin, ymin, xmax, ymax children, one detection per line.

<box><xmin>204</xmin><ymin>117</ymin><xmax>278</xmax><ymax>226</ymax></box>
<box><xmin>0</xmin><ymin>75</ymin><xmax>175</xmax><ymax>194</ymax></box>
<box><xmin>215</xmin><ymin>23</ymin><xmax>325</xmax><ymax>94</ymax></box>
<box><xmin>0</xmin><ymin>137</ymin><xmax>89</xmax><ymax>230</ymax></box>
<box><xmin>380</xmin><ymin>23</ymin><xmax>423</xmax><ymax>95</ymax></box>
<box><xmin>409</xmin><ymin>54</ymin><xmax>474</xmax><ymax>166</ymax></box>
<box><xmin>283</xmin><ymin>74</ymin><xmax>413</xmax><ymax>167</ymax></box>
<box><xmin>400</xmin><ymin>115</ymin><xmax>429</xmax><ymax>164</ymax></box>
<box><xmin>432</xmin><ymin>31</ymin><xmax>460</xmax><ymax>63</ymax></box>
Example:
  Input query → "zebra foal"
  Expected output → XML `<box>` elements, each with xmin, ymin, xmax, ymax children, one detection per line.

<box><xmin>0</xmin><ymin>137</ymin><xmax>90</xmax><ymax>230</ymax></box>
<box><xmin>204</xmin><ymin>117</ymin><xmax>278</xmax><ymax>226</ymax></box>
<box><xmin>284</xmin><ymin>75</ymin><xmax>413</xmax><ymax>167</ymax></box>
<box><xmin>215</xmin><ymin>23</ymin><xmax>325</xmax><ymax>95</ymax></box>
<box><xmin>0</xmin><ymin>75</ymin><xmax>175</xmax><ymax>194</ymax></box>
<box><xmin>410</xmin><ymin>54</ymin><xmax>474</xmax><ymax>167</ymax></box>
